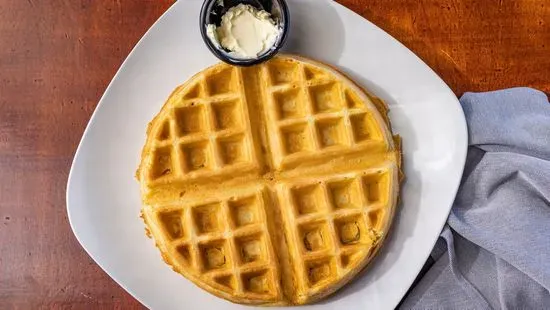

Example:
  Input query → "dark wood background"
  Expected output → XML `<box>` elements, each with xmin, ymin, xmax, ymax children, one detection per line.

<box><xmin>1</xmin><ymin>0</ymin><xmax>548</xmax><ymax>308</ymax></box>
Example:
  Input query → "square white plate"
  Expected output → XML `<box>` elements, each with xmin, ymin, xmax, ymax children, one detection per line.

<box><xmin>66</xmin><ymin>0</ymin><xmax>467</xmax><ymax>309</ymax></box>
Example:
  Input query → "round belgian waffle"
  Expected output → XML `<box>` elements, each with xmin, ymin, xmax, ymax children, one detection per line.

<box><xmin>137</xmin><ymin>55</ymin><xmax>402</xmax><ymax>305</ymax></box>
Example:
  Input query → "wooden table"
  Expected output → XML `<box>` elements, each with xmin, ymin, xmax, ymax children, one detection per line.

<box><xmin>1</xmin><ymin>0</ymin><xmax>548</xmax><ymax>308</ymax></box>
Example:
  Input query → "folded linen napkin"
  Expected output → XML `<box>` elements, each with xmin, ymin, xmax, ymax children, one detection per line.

<box><xmin>401</xmin><ymin>88</ymin><xmax>550</xmax><ymax>309</ymax></box>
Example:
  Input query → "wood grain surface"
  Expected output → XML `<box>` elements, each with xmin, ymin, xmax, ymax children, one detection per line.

<box><xmin>0</xmin><ymin>0</ymin><xmax>548</xmax><ymax>308</ymax></box>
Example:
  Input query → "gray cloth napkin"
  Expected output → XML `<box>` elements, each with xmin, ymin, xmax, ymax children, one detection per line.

<box><xmin>400</xmin><ymin>88</ymin><xmax>550</xmax><ymax>310</ymax></box>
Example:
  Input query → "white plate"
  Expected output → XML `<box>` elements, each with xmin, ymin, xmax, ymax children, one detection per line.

<box><xmin>66</xmin><ymin>0</ymin><xmax>467</xmax><ymax>309</ymax></box>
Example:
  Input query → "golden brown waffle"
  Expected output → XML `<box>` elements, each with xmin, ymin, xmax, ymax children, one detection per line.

<box><xmin>137</xmin><ymin>55</ymin><xmax>402</xmax><ymax>305</ymax></box>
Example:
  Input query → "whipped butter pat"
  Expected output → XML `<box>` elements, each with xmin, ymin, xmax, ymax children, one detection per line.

<box><xmin>207</xmin><ymin>4</ymin><xmax>281</xmax><ymax>59</ymax></box>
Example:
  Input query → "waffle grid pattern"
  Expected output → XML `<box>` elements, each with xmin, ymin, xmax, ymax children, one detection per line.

<box><xmin>148</xmin><ymin>67</ymin><xmax>258</xmax><ymax>182</ymax></box>
<box><xmin>140</xmin><ymin>55</ymin><xmax>401</xmax><ymax>305</ymax></box>
<box><xmin>262</xmin><ymin>60</ymin><xmax>385</xmax><ymax>169</ymax></box>
<box><xmin>279</xmin><ymin>167</ymin><xmax>391</xmax><ymax>292</ymax></box>
<box><xmin>155</xmin><ymin>187</ymin><xmax>280</xmax><ymax>299</ymax></box>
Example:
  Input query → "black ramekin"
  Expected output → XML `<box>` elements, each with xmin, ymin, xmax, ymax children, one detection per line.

<box><xmin>199</xmin><ymin>0</ymin><xmax>290</xmax><ymax>67</ymax></box>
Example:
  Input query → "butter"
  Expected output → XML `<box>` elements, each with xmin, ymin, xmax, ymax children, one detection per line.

<box><xmin>206</xmin><ymin>4</ymin><xmax>281</xmax><ymax>59</ymax></box>
<box><xmin>206</xmin><ymin>24</ymin><xmax>221</xmax><ymax>49</ymax></box>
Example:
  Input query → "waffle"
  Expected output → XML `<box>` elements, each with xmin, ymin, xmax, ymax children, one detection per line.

<box><xmin>137</xmin><ymin>55</ymin><xmax>402</xmax><ymax>305</ymax></box>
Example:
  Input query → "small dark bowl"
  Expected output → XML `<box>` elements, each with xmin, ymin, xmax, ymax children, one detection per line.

<box><xmin>199</xmin><ymin>0</ymin><xmax>290</xmax><ymax>67</ymax></box>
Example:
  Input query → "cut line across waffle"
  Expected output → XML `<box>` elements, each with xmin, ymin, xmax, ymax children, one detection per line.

<box><xmin>137</xmin><ymin>55</ymin><xmax>402</xmax><ymax>305</ymax></box>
